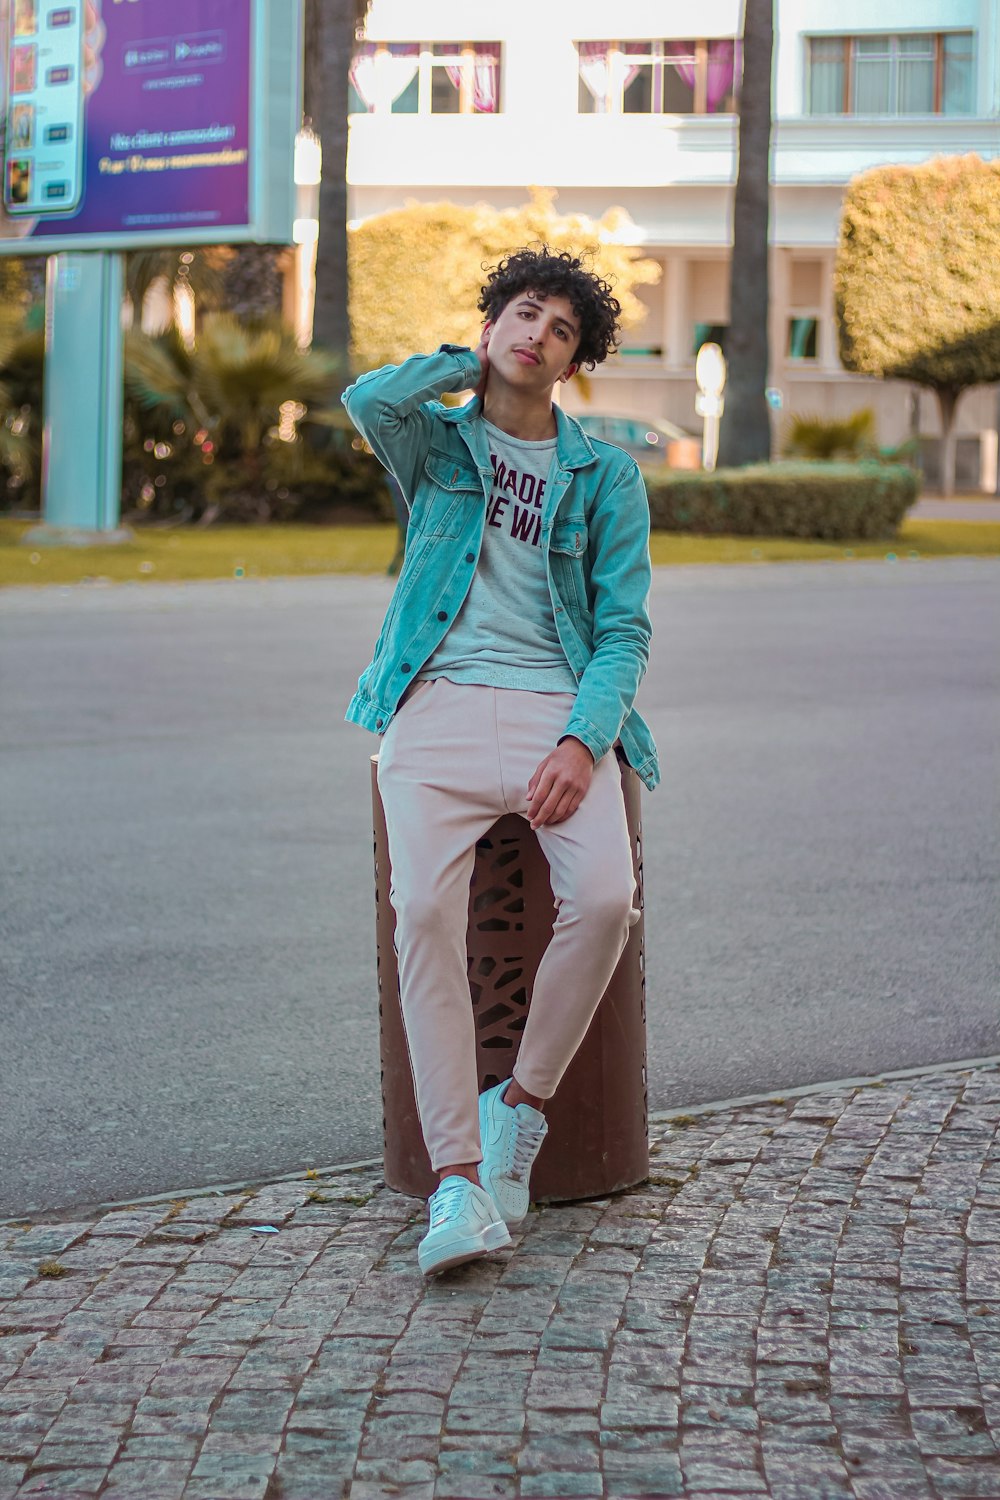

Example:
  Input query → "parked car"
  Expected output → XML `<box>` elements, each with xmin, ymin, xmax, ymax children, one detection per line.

<box><xmin>572</xmin><ymin>413</ymin><xmax>695</xmax><ymax>465</ymax></box>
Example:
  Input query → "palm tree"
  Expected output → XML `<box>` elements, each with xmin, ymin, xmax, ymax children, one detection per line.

<box><xmin>124</xmin><ymin>313</ymin><xmax>340</xmax><ymax>521</ymax></box>
<box><xmin>124</xmin><ymin>249</ymin><xmax>225</xmax><ymax>329</ymax></box>
<box><xmin>717</xmin><ymin>0</ymin><xmax>774</xmax><ymax>468</ymax></box>
<box><xmin>303</xmin><ymin>0</ymin><xmax>371</xmax><ymax>374</ymax></box>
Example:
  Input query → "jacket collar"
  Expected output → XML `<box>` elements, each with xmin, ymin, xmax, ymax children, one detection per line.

<box><xmin>439</xmin><ymin>397</ymin><xmax>599</xmax><ymax>470</ymax></box>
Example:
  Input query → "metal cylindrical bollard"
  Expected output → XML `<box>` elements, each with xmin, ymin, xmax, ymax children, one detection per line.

<box><xmin>371</xmin><ymin>754</ymin><xmax>648</xmax><ymax>1203</ymax></box>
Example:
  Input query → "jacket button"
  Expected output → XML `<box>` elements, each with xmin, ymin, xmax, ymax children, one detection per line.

<box><xmin>376</xmin><ymin>718</ymin><xmax>383</xmax><ymax>729</ymax></box>
<box><xmin>437</xmin><ymin>610</ymin><xmax>447</xmax><ymax>621</ymax></box>
<box><xmin>465</xmin><ymin>552</ymin><xmax>474</xmax><ymax>563</ymax></box>
<box><xmin>401</xmin><ymin>663</ymin><xmax>411</xmax><ymax>674</ymax></box>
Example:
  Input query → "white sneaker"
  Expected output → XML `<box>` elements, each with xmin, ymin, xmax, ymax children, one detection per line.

<box><xmin>478</xmin><ymin>1079</ymin><xmax>548</xmax><ymax>1226</ymax></box>
<box><xmin>417</xmin><ymin>1175</ymin><xmax>511</xmax><ymax>1276</ymax></box>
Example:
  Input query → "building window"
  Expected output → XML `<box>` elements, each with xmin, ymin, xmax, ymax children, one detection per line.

<box><xmin>693</xmin><ymin>322</ymin><xmax>728</xmax><ymax>355</ymax></box>
<box><xmin>350</xmin><ymin>42</ymin><xmax>502</xmax><ymax>115</ymax></box>
<box><xmin>788</xmin><ymin>317</ymin><xmax>819</xmax><ymax>361</ymax></box>
<box><xmin>806</xmin><ymin>32</ymin><xmax>974</xmax><ymax>115</ymax></box>
<box><xmin>578</xmin><ymin>40</ymin><xmax>740</xmax><ymax>115</ymax></box>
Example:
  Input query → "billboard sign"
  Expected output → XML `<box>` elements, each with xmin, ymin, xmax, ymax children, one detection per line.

<box><xmin>0</xmin><ymin>0</ymin><xmax>298</xmax><ymax>252</ymax></box>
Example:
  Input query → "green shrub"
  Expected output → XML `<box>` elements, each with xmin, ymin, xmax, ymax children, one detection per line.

<box><xmin>643</xmin><ymin>462</ymin><xmax>919</xmax><ymax>540</ymax></box>
<box><xmin>0</xmin><ymin>305</ymin><xmax>392</xmax><ymax>525</ymax></box>
<box><xmin>0</xmin><ymin>306</ymin><xmax>44</xmax><ymax>513</ymax></box>
<box><xmin>123</xmin><ymin>316</ymin><xmax>390</xmax><ymax>524</ymax></box>
<box><xmin>782</xmin><ymin>408</ymin><xmax>876</xmax><ymax>460</ymax></box>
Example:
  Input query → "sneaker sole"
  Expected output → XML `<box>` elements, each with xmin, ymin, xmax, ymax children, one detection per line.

<box><xmin>418</xmin><ymin>1220</ymin><xmax>511</xmax><ymax>1277</ymax></box>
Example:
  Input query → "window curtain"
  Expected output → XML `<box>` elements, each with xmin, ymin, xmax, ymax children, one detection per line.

<box><xmin>351</xmin><ymin>43</ymin><xmax>419</xmax><ymax>112</ymax></box>
<box><xmin>897</xmin><ymin>36</ymin><xmax>934</xmax><ymax>113</ymax></box>
<box><xmin>472</xmin><ymin>43</ymin><xmax>500</xmax><ymax>113</ymax></box>
<box><xmin>664</xmin><ymin>40</ymin><xmax>697</xmax><ymax>89</ymax></box>
<box><xmin>578</xmin><ymin>42</ymin><xmax>612</xmax><ymax>111</ymax></box>
<box><xmin>706</xmin><ymin>39</ymin><xmax>737</xmax><ymax>110</ymax></box>
<box><xmin>853</xmin><ymin>37</ymin><xmax>891</xmax><ymax>114</ymax></box>
<box><xmin>350</xmin><ymin>43</ymin><xmax>380</xmax><ymax>110</ymax></box>
<box><xmin>445</xmin><ymin>50</ymin><xmax>500</xmax><ymax>112</ymax></box>
<box><xmin>942</xmin><ymin>34</ymin><xmax>974</xmax><ymax>114</ymax></box>
<box><xmin>808</xmin><ymin>39</ymin><xmax>845</xmax><ymax>114</ymax></box>
<box><xmin>617</xmin><ymin>41</ymin><xmax>645</xmax><ymax>93</ymax></box>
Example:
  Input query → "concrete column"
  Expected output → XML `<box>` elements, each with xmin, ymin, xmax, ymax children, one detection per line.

<box><xmin>769</xmin><ymin>245</ymin><xmax>791</xmax><ymax>390</ymax></box>
<box><xmin>664</xmin><ymin>253</ymin><xmax>690</xmax><ymax>370</ymax></box>
<box><xmin>820</xmin><ymin>250</ymin><xmax>839</xmax><ymax>372</ymax></box>
<box><xmin>26</xmin><ymin>252</ymin><xmax>130</xmax><ymax>546</ymax></box>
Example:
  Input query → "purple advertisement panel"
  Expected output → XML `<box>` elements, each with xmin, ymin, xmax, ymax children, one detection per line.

<box><xmin>0</xmin><ymin>0</ymin><xmax>251</xmax><ymax>244</ymax></box>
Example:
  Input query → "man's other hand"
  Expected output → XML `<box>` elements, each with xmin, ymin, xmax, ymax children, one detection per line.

<box><xmin>526</xmin><ymin>738</ymin><xmax>594</xmax><ymax>829</ymax></box>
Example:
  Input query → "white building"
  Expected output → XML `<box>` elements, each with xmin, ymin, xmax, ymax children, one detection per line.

<box><xmin>347</xmin><ymin>0</ymin><xmax>1000</xmax><ymax>486</ymax></box>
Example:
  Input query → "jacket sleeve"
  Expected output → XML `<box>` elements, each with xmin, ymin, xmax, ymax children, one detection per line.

<box><xmin>341</xmin><ymin>345</ymin><xmax>482</xmax><ymax>506</ymax></box>
<box><xmin>559</xmin><ymin>459</ymin><xmax>653</xmax><ymax>764</ymax></box>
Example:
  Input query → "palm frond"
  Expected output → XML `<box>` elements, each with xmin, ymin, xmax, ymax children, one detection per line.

<box><xmin>124</xmin><ymin>331</ymin><xmax>197</xmax><ymax>417</ymax></box>
<box><xmin>192</xmin><ymin>315</ymin><xmax>340</xmax><ymax>437</ymax></box>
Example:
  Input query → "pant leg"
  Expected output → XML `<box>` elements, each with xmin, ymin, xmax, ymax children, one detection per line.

<box><xmin>376</xmin><ymin>681</ymin><xmax>503</xmax><ymax>1170</ymax></box>
<box><xmin>490</xmin><ymin>689</ymin><xmax>638</xmax><ymax>1100</ymax></box>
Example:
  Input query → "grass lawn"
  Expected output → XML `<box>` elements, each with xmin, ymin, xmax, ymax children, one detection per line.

<box><xmin>0</xmin><ymin>515</ymin><xmax>997</xmax><ymax>588</ymax></box>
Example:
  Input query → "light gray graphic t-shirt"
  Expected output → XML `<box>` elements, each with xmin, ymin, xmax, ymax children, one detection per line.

<box><xmin>417</xmin><ymin>419</ymin><xmax>578</xmax><ymax>692</ymax></box>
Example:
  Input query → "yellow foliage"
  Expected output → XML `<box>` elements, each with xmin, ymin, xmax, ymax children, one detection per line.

<box><xmin>836</xmin><ymin>153</ymin><xmax>1000</xmax><ymax>389</ymax></box>
<box><xmin>349</xmin><ymin>188</ymin><xmax>661</xmax><ymax>372</ymax></box>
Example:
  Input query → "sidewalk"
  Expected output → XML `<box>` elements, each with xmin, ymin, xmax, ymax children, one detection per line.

<box><xmin>1</xmin><ymin>1059</ymin><xmax>998</xmax><ymax>1500</ymax></box>
<box><xmin>909</xmin><ymin>497</ymin><xmax>1000</xmax><ymax>522</ymax></box>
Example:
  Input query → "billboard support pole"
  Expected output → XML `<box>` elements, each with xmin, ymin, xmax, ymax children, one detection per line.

<box><xmin>25</xmin><ymin>250</ymin><xmax>130</xmax><ymax>546</ymax></box>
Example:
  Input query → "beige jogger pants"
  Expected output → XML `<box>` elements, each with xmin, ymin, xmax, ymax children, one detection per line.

<box><xmin>376</xmin><ymin>678</ymin><xmax>637</xmax><ymax>1171</ymax></box>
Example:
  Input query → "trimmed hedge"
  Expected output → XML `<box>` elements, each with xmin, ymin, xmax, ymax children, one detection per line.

<box><xmin>642</xmin><ymin>462</ymin><xmax>919</xmax><ymax>540</ymax></box>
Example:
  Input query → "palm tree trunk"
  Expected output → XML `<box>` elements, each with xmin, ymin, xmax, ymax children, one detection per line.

<box><xmin>303</xmin><ymin>0</ymin><xmax>356</xmax><ymax>373</ymax></box>
<box><xmin>717</xmin><ymin>0</ymin><xmax>774</xmax><ymax>469</ymax></box>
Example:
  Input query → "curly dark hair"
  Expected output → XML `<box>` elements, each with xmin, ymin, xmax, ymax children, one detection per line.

<box><xmin>478</xmin><ymin>247</ymin><xmax>621</xmax><ymax>369</ymax></box>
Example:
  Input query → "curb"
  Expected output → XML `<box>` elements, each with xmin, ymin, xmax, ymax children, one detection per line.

<box><xmin>8</xmin><ymin>1052</ymin><xmax>1000</xmax><ymax>1229</ymax></box>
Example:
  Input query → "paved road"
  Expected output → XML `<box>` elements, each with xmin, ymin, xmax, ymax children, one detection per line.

<box><xmin>0</xmin><ymin>1058</ymin><xmax>997</xmax><ymax>1498</ymax></box>
<box><xmin>2</xmin><ymin>559</ymin><xmax>998</xmax><ymax>1218</ymax></box>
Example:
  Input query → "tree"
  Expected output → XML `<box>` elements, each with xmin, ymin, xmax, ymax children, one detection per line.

<box><xmin>835</xmin><ymin>153</ymin><xmax>1000</xmax><ymax>496</ymax></box>
<box><xmin>349</xmin><ymin>190</ymin><xmax>661</xmax><ymax>371</ymax></box>
<box><xmin>124</xmin><ymin>314</ymin><xmax>339</xmax><ymax>522</ymax></box>
<box><xmin>303</xmin><ymin>0</ymin><xmax>370</xmax><ymax>372</ymax></box>
<box><xmin>716</xmin><ymin>0</ymin><xmax>774</xmax><ymax>469</ymax></box>
<box><xmin>124</xmin><ymin>249</ymin><xmax>224</xmax><ymax>329</ymax></box>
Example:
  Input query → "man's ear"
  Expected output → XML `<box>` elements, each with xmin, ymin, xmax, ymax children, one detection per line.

<box><xmin>559</xmin><ymin>363</ymin><xmax>579</xmax><ymax>384</ymax></box>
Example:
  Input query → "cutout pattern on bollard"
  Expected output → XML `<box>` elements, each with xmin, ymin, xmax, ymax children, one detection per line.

<box><xmin>468</xmin><ymin>832</ymin><xmax>531</xmax><ymax>1087</ymax></box>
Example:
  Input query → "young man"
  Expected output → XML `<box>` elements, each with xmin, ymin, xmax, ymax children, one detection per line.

<box><xmin>343</xmin><ymin>247</ymin><xmax>659</xmax><ymax>1275</ymax></box>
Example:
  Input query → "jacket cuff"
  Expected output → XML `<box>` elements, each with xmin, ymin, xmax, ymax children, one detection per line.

<box><xmin>438</xmin><ymin>345</ymin><xmax>483</xmax><ymax>388</ymax></box>
<box><xmin>559</xmin><ymin>718</ymin><xmax>610</xmax><ymax>765</ymax></box>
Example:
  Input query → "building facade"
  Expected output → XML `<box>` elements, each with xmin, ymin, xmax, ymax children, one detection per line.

<box><xmin>347</xmin><ymin>0</ymin><xmax>1000</xmax><ymax>486</ymax></box>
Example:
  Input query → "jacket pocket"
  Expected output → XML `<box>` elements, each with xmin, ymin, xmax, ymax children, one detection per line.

<box><xmin>411</xmin><ymin>451</ymin><xmax>482</xmax><ymax>538</ymax></box>
<box><xmin>550</xmin><ymin>519</ymin><xmax>588</xmax><ymax>558</ymax></box>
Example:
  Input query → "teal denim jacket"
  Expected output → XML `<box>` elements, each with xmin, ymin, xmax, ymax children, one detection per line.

<box><xmin>342</xmin><ymin>345</ymin><xmax>660</xmax><ymax>791</ymax></box>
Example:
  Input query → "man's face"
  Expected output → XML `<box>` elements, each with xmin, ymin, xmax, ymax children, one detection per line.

<box><xmin>484</xmin><ymin>290</ymin><xmax>581</xmax><ymax>392</ymax></box>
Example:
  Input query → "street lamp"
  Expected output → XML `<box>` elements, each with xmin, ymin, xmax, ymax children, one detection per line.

<box><xmin>695</xmin><ymin>342</ymin><xmax>727</xmax><ymax>472</ymax></box>
<box><xmin>293</xmin><ymin>124</ymin><xmax>322</xmax><ymax>348</ymax></box>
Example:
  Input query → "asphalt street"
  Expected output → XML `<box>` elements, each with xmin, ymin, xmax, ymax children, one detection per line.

<box><xmin>2</xmin><ymin>557</ymin><xmax>998</xmax><ymax>1219</ymax></box>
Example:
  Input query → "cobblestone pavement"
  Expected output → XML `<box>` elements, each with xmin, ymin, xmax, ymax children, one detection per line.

<box><xmin>1</xmin><ymin>1059</ymin><xmax>998</xmax><ymax>1500</ymax></box>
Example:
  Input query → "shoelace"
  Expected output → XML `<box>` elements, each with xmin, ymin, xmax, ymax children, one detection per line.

<box><xmin>505</xmin><ymin>1117</ymin><xmax>547</xmax><ymax>1182</ymax></box>
<box><xmin>428</xmin><ymin>1179</ymin><xmax>471</xmax><ymax>1229</ymax></box>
